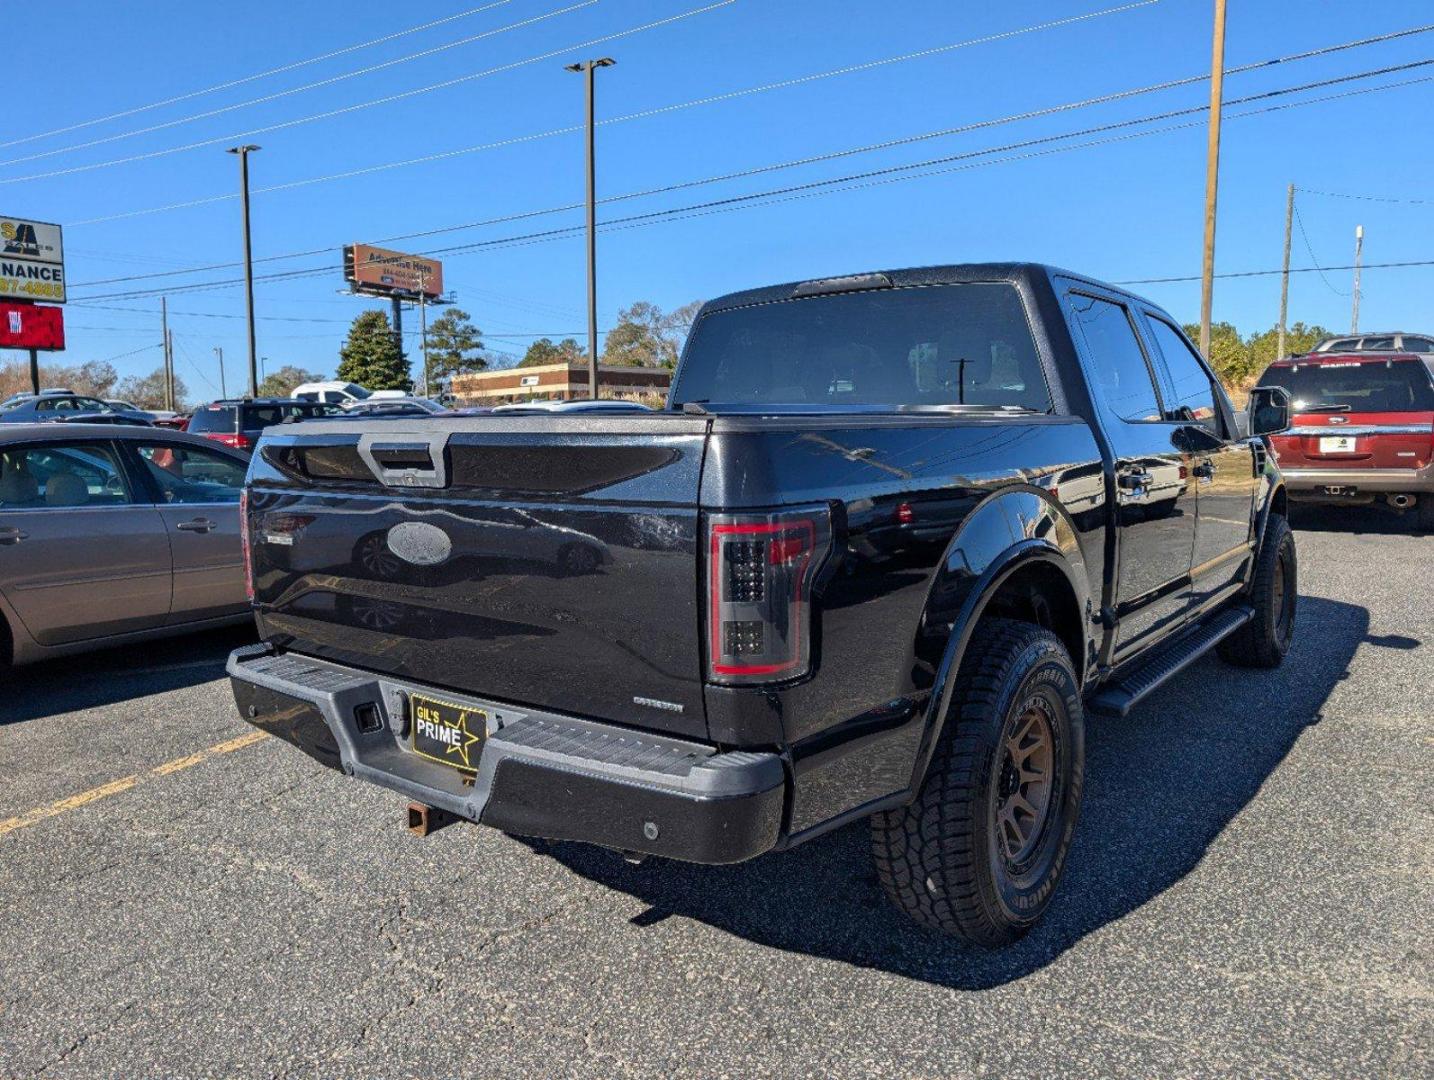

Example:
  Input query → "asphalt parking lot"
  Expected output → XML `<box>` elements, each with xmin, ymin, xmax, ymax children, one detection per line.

<box><xmin>1</xmin><ymin>508</ymin><xmax>1429</xmax><ymax>1079</ymax></box>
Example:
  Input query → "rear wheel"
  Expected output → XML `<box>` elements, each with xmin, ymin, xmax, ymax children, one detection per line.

<box><xmin>871</xmin><ymin>618</ymin><xmax>1084</xmax><ymax>946</ymax></box>
<box><xmin>1218</xmin><ymin>515</ymin><xmax>1296</xmax><ymax>668</ymax></box>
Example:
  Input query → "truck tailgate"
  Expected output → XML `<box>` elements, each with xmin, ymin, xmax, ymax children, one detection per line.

<box><xmin>246</xmin><ymin>416</ymin><xmax>711</xmax><ymax>739</ymax></box>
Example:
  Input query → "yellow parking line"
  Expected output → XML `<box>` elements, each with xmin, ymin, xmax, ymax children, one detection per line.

<box><xmin>0</xmin><ymin>730</ymin><xmax>270</xmax><ymax>838</ymax></box>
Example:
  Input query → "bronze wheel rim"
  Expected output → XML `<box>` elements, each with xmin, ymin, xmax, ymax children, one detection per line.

<box><xmin>993</xmin><ymin>698</ymin><xmax>1056</xmax><ymax>866</ymax></box>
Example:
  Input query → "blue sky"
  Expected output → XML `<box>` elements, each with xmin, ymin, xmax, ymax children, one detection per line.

<box><xmin>7</xmin><ymin>0</ymin><xmax>1433</xmax><ymax>395</ymax></box>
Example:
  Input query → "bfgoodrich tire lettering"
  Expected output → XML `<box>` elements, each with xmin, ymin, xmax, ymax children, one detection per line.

<box><xmin>872</xmin><ymin>618</ymin><xmax>1084</xmax><ymax>946</ymax></box>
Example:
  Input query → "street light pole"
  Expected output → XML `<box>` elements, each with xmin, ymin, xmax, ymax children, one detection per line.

<box><xmin>1350</xmin><ymin>224</ymin><xmax>1364</xmax><ymax>333</ymax></box>
<box><xmin>214</xmin><ymin>346</ymin><xmax>227</xmax><ymax>399</ymax></box>
<box><xmin>1198</xmin><ymin>0</ymin><xmax>1227</xmax><ymax>358</ymax></box>
<box><xmin>566</xmin><ymin>57</ymin><xmax>615</xmax><ymax>400</ymax></box>
<box><xmin>227</xmin><ymin>144</ymin><xmax>261</xmax><ymax>398</ymax></box>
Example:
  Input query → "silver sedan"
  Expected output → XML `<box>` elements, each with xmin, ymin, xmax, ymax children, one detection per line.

<box><xmin>0</xmin><ymin>424</ymin><xmax>253</xmax><ymax>670</ymax></box>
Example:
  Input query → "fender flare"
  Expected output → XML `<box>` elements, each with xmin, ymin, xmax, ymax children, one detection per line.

<box><xmin>903</xmin><ymin>489</ymin><xmax>1093</xmax><ymax>795</ymax></box>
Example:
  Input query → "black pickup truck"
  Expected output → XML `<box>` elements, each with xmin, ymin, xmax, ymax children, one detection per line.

<box><xmin>229</xmin><ymin>263</ymin><xmax>1295</xmax><ymax>945</ymax></box>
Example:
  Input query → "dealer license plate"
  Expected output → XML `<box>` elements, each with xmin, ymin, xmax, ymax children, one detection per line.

<box><xmin>410</xmin><ymin>693</ymin><xmax>487</xmax><ymax>773</ymax></box>
<box><xmin>1319</xmin><ymin>436</ymin><xmax>1357</xmax><ymax>454</ymax></box>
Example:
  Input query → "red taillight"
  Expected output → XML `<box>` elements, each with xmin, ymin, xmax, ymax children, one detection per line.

<box><xmin>208</xmin><ymin>432</ymin><xmax>253</xmax><ymax>451</ymax></box>
<box><xmin>706</xmin><ymin>508</ymin><xmax>831</xmax><ymax>684</ymax></box>
<box><xmin>895</xmin><ymin>502</ymin><xmax>915</xmax><ymax>525</ymax></box>
<box><xmin>239</xmin><ymin>489</ymin><xmax>254</xmax><ymax>603</ymax></box>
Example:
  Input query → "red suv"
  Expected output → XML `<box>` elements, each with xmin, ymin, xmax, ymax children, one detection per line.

<box><xmin>1256</xmin><ymin>341</ymin><xmax>1434</xmax><ymax>529</ymax></box>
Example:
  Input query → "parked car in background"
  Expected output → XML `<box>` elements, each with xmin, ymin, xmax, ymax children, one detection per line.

<box><xmin>107</xmin><ymin>398</ymin><xmax>178</xmax><ymax>423</ymax></box>
<box><xmin>152</xmin><ymin>412</ymin><xmax>190</xmax><ymax>431</ymax></box>
<box><xmin>291</xmin><ymin>381</ymin><xmax>408</xmax><ymax>406</ymax></box>
<box><xmin>490</xmin><ymin>400</ymin><xmax>654</xmax><ymax>414</ymax></box>
<box><xmin>186</xmin><ymin>398</ymin><xmax>342</xmax><ymax>451</ymax></box>
<box><xmin>0</xmin><ymin>425</ymin><xmax>252</xmax><ymax>670</ymax></box>
<box><xmin>0</xmin><ymin>392</ymin><xmax>151</xmax><ymax>426</ymax></box>
<box><xmin>1</xmin><ymin>389</ymin><xmax>76</xmax><ymax>408</ymax></box>
<box><xmin>229</xmin><ymin>262</ymin><xmax>1295</xmax><ymax>946</ymax></box>
<box><xmin>339</xmin><ymin>397</ymin><xmax>450</xmax><ymax>418</ymax></box>
<box><xmin>1256</xmin><ymin>347</ymin><xmax>1434</xmax><ymax>528</ymax></box>
<box><xmin>1310</xmin><ymin>332</ymin><xmax>1434</xmax><ymax>355</ymax></box>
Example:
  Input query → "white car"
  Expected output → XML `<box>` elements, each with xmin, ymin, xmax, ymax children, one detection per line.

<box><xmin>290</xmin><ymin>381</ymin><xmax>409</xmax><ymax>406</ymax></box>
<box><xmin>107</xmin><ymin>399</ymin><xmax>177</xmax><ymax>422</ymax></box>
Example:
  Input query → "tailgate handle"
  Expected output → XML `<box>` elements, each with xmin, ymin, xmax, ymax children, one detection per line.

<box><xmin>370</xmin><ymin>443</ymin><xmax>435</xmax><ymax>471</ymax></box>
<box><xmin>357</xmin><ymin>433</ymin><xmax>450</xmax><ymax>489</ymax></box>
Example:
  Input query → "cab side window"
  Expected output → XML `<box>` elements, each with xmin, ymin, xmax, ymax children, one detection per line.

<box><xmin>1144</xmin><ymin>317</ymin><xmax>1220</xmax><ymax>433</ymax></box>
<box><xmin>1065</xmin><ymin>294</ymin><xmax>1163</xmax><ymax>423</ymax></box>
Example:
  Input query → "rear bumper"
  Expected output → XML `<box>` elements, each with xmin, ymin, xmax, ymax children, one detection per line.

<box><xmin>1281</xmin><ymin>464</ymin><xmax>1434</xmax><ymax>497</ymax></box>
<box><xmin>227</xmin><ymin>644</ymin><xmax>785</xmax><ymax>864</ymax></box>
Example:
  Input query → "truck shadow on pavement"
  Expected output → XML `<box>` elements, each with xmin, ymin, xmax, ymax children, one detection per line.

<box><xmin>1289</xmin><ymin>504</ymin><xmax>1430</xmax><ymax>536</ymax></box>
<box><xmin>0</xmin><ymin>625</ymin><xmax>255</xmax><ymax>727</ymax></box>
<box><xmin>535</xmin><ymin>595</ymin><xmax>1373</xmax><ymax>990</ymax></box>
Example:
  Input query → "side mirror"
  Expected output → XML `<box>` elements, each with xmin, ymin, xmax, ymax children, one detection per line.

<box><xmin>1248</xmin><ymin>385</ymin><xmax>1291</xmax><ymax>436</ymax></box>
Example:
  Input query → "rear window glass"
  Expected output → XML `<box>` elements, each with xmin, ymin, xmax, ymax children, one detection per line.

<box><xmin>1257</xmin><ymin>360</ymin><xmax>1434</xmax><ymax>412</ymax></box>
<box><xmin>672</xmin><ymin>283</ymin><xmax>1050</xmax><ymax>411</ymax></box>
<box><xmin>240</xmin><ymin>403</ymin><xmax>336</xmax><ymax>429</ymax></box>
<box><xmin>186</xmin><ymin>405</ymin><xmax>237</xmax><ymax>433</ymax></box>
<box><xmin>1400</xmin><ymin>336</ymin><xmax>1433</xmax><ymax>353</ymax></box>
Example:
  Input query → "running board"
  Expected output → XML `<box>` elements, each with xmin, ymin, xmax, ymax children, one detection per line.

<box><xmin>1088</xmin><ymin>605</ymin><xmax>1254</xmax><ymax>718</ymax></box>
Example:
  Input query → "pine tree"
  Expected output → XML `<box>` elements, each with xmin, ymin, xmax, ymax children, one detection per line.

<box><xmin>337</xmin><ymin>310</ymin><xmax>411</xmax><ymax>392</ymax></box>
<box><xmin>424</xmin><ymin>307</ymin><xmax>486</xmax><ymax>387</ymax></box>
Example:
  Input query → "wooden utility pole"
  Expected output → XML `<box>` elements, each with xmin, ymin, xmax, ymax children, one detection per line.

<box><xmin>1198</xmin><ymin>0</ymin><xmax>1227</xmax><ymax>358</ymax></box>
<box><xmin>1277</xmin><ymin>184</ymin><xmax>1294</xmax><ymax>361</ymax></box>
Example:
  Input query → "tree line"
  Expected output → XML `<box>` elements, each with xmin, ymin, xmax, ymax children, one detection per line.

<box><xmin>1180</xmin><ymin>320</ymin><xmax>1333</xmax><ymax>388</ymax></box>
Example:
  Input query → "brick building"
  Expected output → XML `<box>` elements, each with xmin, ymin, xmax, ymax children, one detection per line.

<box><xmin>450</xmin><ymin>363</ymin><xmax>672</xmax><ymax>405</ymax></box>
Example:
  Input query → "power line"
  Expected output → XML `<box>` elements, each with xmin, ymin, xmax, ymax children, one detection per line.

<box><xmin>95</xmin><ymin>343</ymin><xmax>164</xmax><ymax>364</ymax></box>
<box><xmin>0</xmin><ymin>0</ymin><xmax>739</xmax><ymax>185</ymax></box>
<box><xmin>68</xmin><ymin>24</ymin><xmax>1434</xmax><ymax>289</ymax></box>
<box><xmin>67</xmin><ymin>63</ymin><xmax>1434</xmax><ymax>301</ymax></box>
<box><xmin>1115</xmin><ymin>259</ymin><xmax>1434</xmax><ymax>286</ymax></box>
<box><xmin>65</xmin><ymin>15</ymin><xmax>1434</xmax><ymax>265</ymax></box>
<box><xmin>1293</xmin><ymin>202</ymin><xmax>1351</xmax><ymax>296</ymax></box>
<box><xmin>0</xmin><ymin>1</ymin><xmax>519</xmax><ymax>150</ymax></box>
<box><xmin>0</xmin><ymin>1</ymin><xmax>588</xmax><ymax>168</ymax></box>
<box><xmin>1296</xmin><ymin>186</ymin><xmax>1431</xmax><ymax>205</ymax></box>
<box><xmin>169</xmin><ymin>335</ymin><xmax>222</xmax><ymax>395</ymax></box>
<box><xmin>66</xmin><ymin>0</ymin><xmax>1163</xmax><ymax>228</ymax></box>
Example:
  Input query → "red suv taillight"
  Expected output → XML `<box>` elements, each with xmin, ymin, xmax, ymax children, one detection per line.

<box><xmin>239</xmin><ymin>489</ymin><xmax>254</xmax><ymax>603</ymax></box>
<box><xmin>208</xmin><ymin>432</ymin><xmax>254</xmax><ymax>451</ymax></box>
<box><xmin>706</xmin><ymin>508</ymin><xmax>832</xmax><ymax>684</ymax></box>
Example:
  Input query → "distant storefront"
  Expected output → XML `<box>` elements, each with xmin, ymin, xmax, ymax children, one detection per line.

<box><xmin>451</xmin><ymin>363</ymin><xmax>672</xmax><ymax>404</ymax></box>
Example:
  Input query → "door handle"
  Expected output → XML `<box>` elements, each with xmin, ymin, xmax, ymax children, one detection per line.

<box><xmin>1117</xmin><ymin>470</ymin><xmax>1152</xmax><ymax>492</ymax></box>
<box><xmin>0</xmin><ymin>527</ymin><xmax>28</xmax><ymax>545</ymax></box>
<box><xmin>1192</xmin><ymin>460</ymin><xmax>1215</xmax><ymax>480</ymax></box>
<box><xmin>175</xmin><ymin>518</ymin><xmax>216</xmax><ymax>533</ymax></box>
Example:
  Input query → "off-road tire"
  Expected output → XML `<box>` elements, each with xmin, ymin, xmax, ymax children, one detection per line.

<box><xmin>871</xmin><ymin>618</ymin><xmax>1084</xmax><ymax>947</ymax></box>
<box><xmin>1218</xmin><ymin>515</ymin><xmax>1296</xmax><ymax>668</ymax></box>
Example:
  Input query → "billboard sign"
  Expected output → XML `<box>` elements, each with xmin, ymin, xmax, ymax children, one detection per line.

<box><xmin>0</xmin><ymin>302</ymin><xmax>65</xmax><ymax>350</ymax></box>
<box><xmin>0</xmin><ymin>216</ymin><xmax>65</xmax><ymax>303</ymax></box>
<box><xmin>343</xmin><ymin>243</ymin><xmax>443</xmax><ymax>300</ymax></box>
